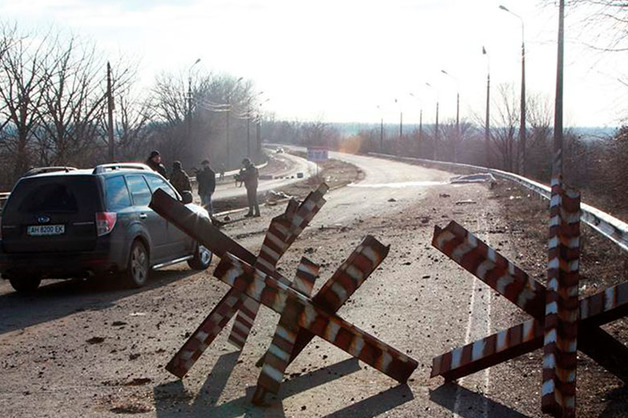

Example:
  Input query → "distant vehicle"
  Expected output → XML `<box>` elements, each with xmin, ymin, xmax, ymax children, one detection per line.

<box><xmin>0</xmin><ymin>164</ymin><xmax>212</xmax><ymax>293</ymax></box>
<box><xmin>276</xmin><ymin>147</ymin><xmax>285</xmax><ymax>153</ymax></box>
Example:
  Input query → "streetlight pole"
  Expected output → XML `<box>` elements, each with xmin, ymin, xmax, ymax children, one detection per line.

<box><xmin>226</xmin><ymin>76</ymin><xmax>243</xmax><ymax>168</ymax></box>
<box><xmin>500</xmin><ymin>5</ymin><xmax>526</xmax><ymax>175</ymax></box>
<box><xmin>425</xmin><ymin>82</ymin><xmax>439</xmax><ymax>160</ymax></box>
<box><xmin>376</xmin><ymin>105</ymin><xmax>384</xmax><ymax>152</ymax></box>
<box><xmin>483</xmin><ymin>46</ymin><xmax>491</xmax><ymax>167</ymax></box>
<box><xmin>187</xmin><ymin>58</ymin><xmax>201</xmax><ymax>141</ymax></box>
<box><xmin>409</xmin><ymin>92</ymin><xmax>423</xmax><ymax>157</ymax></box>
<box><xmin>394</xmin><ymin>99</ymin><xmax>403</xmax><ymax>156</ymax></box>
<box><xmin>441</xmin><ymin>69</ymin><xmax>460</xmax><ymax>162</ymax></box>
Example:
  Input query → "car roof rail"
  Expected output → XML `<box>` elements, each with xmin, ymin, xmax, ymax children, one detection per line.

<box><xmin>24</xmin><ymin>166</ymin><xmax>78</xmax><ymax>177</ymax></box>
<box><xmin>92</xmin><ymin>163</ymin><xmax>152</xmax><ymax>175</ymax></box>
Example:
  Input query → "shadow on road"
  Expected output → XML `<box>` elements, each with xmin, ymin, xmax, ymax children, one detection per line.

<box><xmin>153</xmin><ymin>356</ymin><xmax>387</xmax><ymax>417</ymax></box>
<box><xmin>0</xmin><ymin>269</ymin><xmax>197</xmax><ymax>335</ymax></box>
<box><xmin>430</xmin><ymin>382</ymin><xmax>530</xmax><ymax>418</ymax></box>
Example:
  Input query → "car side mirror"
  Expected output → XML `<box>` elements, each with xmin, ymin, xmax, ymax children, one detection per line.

<box><xmin>181</xmin><ymin>191</ymin><xmax>193</xmax><ymax>204</ymax></box>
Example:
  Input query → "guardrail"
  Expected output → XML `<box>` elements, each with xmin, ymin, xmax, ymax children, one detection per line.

<box><xmin>369</xmin><ymin>152</ymin><xmax>628</xmax><ymax>252</ymax></box>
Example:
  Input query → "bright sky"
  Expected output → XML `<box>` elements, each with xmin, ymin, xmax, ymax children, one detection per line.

<box><xmin>1</xmin><ymin>0</ymin><xmax>626</xmax><ymax>127</ymax></box>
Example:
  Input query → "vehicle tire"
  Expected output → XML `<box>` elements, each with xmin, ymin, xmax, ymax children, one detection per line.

<box><xmin>187</xmin><ymin>243</ymin><xmax>212</xmax><ymax>270</ymax></box>
<box><xmin>123</xmin><ymin>240</ymin><xmax>150</xmax><ymax>288</ymax></box>
<box><xmin>8</xmin><ymin>275</ymin><xmax>42</xmax><ymax>293</ymax></box>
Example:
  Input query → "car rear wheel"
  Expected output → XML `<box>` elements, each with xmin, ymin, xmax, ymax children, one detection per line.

<box><xmin>123</xmin><ymin>240</ymin><xmax>150</xmax><ymax>288</ymax></box>
<box><xmin>8</xmin><ymin>275</ymin><xmax>42</xmax><ymax>293</ymax></box>
<box><xmin>187</xmin><ymin>244</ymin><xmax>212</xmax><ymax>270</ymax></box>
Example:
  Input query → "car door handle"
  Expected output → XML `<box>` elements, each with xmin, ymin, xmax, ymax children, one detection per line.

<box><xmin>139</xmin><ymin>213</ymin><xmax>147</xmax><ymax>219</ymax></box>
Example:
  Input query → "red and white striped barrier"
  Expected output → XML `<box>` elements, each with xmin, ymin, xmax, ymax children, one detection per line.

<box><xmin>150</xmin><ymin>186</ymin><xmax>418</xmax><ymax>406</ymax></box>
<box><xmin>430</xmin><ymin>183</ymin><xmax>628</xmax><ymax>417</ymax></box>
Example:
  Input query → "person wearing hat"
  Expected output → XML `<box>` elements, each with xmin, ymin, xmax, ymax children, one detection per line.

<box><xmin>145</xmin><ymin>150</ymin><xmax>168</xmax><ymax>179</ymax></box>
<box><xmin>196</xmin><ymin>159</ymin><xmax>216</xmax><ymax>215</ymax></box>
<box><xmin>240</xmin><ymin>158</ymin><xmax>260</xmax><ymax>217</ymax></box>
<box><xmin>169</xmin><ymin>161</ymin><xmax>192</xmax><ymax>195</ymax></box>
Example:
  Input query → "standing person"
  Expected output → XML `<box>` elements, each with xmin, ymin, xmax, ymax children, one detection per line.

<box><xmin>241</xmin><ymin>158</ymin><xmax>260</xmax><ymax>217</ymax></box>
<box><xmin>196</xmin><ymin>159</ymin><xmax>216</xmax><ymax>215</ymax></box>
<box><xmin>170</xmin><ymin>161</ymin><xmax>191</xmax><ymax>195</ymax></box>
<box><xmin>145</xmin><ymin>150</ymin><xmax>168</xmax><ymax>179</ymax></box>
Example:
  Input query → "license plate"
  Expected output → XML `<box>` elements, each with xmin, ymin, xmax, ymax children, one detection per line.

<box><xmin>27</xmin><ymin>224</ymin><xmax>65</xmax><ymax>236</ymax></box>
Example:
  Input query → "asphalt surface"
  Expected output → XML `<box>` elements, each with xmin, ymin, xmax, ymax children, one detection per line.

<box><xmin>212</xmin><ymin>152</ymin><xmax>317</xmax><ymax>202</ymax></box>
<box><xmin>0</xmin><ymin>152</ymin><xmax>588</xmax><ymax>417</ymax></box>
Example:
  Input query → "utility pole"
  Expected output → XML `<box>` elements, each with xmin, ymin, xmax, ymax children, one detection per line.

<box><xmin>106</xmin><ymin>62</ymin><xmax>114</xmax><ymax>162</ymax></box>
<box><xmin>419</xmin><ymin>108</ymin><xmax>423</xmax><ymax>158</ymax></box>
<box><xmin>247</xmin><ymin>108</ymin><xmax>251</xmax><ymax>157</ymax></box>
<box><xmin>553</xmin><ymin>0</ymin><xmax>565</xmax><ymax>177</ymax></box>
<box><xmin>484</xmin><ymin>46</ymin><xmax>491</xmax><ymax>168</ymax></box>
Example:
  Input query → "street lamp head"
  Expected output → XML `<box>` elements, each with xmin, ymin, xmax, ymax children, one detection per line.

<box><xmin>482</xmin><ymin>46</ymin><xmax>487</xmax><ymax>55</ymax></box>
<box><xmin>441</xmin><ymin>69</ymin><xmax>448</xmax><ymax>75</ymax></box>
<box><xmin>194</xmin><ymin>58</ymin><xmax>201</xmax><ymax>65</ymax></box>
<box><xmin>499</xmin><ymin>5</ymin><xmax>509</xmax><ymax>12</ymax></box>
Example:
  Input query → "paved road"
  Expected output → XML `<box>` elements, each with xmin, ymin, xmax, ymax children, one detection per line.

<box><xmin>0</xmin><ymin>152</ymin><xmax>548</xmax><ymax>417</ymax></box>
<box><xmin>212</xmin><ymin>152</ymin><xmax>316</xmax><ymax>202</ymax></box>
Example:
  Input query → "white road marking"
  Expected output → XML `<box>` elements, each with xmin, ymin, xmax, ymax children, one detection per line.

<box><xmin>453</xmin><ymin>213</ymin><xmax>492</xmax><ymax>418</ymax></box>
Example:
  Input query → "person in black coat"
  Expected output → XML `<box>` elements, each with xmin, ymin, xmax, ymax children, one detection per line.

<box><xmin>196</xmin><ymin>159</ymin><xmax>216</xmax><ymax>214</ymax></box>
<box><xmin>145</xmin><ymin>150</ymin><xmax>168</xmax><ymax>179</ymax></box>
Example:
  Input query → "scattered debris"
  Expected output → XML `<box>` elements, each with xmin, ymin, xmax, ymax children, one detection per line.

<box><xmin>111</xmin><ymin>321</ymin><xmax>127</xmax><ymax>327</ymax></box>
<box><xmin>439</xmin><ymin>193</ymin><xmax>450</xmax><ymax>198</ymax></box>
<box><xmin>450</xmin><ymin>173</ymin><xmax>497</xmax><ymax>186</ymax></box>
<box><xmin>124</xmin><ymin>378</ymin><xmax>152</xmax><ymax>386</ymax></box>
<box><xmin>455</xmin><ymin>200</ymin><xmax>477</xmax><ymax>205</ymax></box>
<box><xmin>86</xmin><ymin>337</ymin><xmax>105</xmax><ymax>345</ymax></box>
<box><xmin>388</xmin><ymin>198</ymin><xmax>397</xmax><ymax>202</ymax></box>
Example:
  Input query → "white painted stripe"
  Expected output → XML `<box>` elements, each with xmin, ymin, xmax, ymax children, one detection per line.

<box><xmin>349</xmin><ymin>336</ymin><xmax>365</xmax><ymax>357</ymax></box>
<box><xmin>272</xmin><ymin>293</ymin><xmax>288</xmax><ymax>313</ymax></box>
<box><xmin>251</xmin><ymin>279</ymin><xmax>266</xmax><ymax>300</ymax></box>
<box><xmin>549</xmin><ymin>215</ymin><xmax>560</xmax><ymax>227</ymax></box>
<box><xmin>544</xmin><ymin>329</ymin><xmax>557</xmax><ymax>345</ymax></box>
<box><xmin>487</xmin><ymin>247</ymin><xmax>497</xmax><ymax>263</ymax></box>
<box><xmin>523</xmin><ymin>320</ymin><xmax>535</xmax><ymax>341</ymax></box>
<box><xmin>331</xmin><ymin>282</ymin><xmax>348</xmax><ymax>302</ymax></box>
<box><xmin>496</xmin><ymin>329</ymin><xmax>508</xmax><ymax>352</ymax></box>
<box><xmin>261</xmin><ymin>245</ymin><xmax>281</xmax><ymax>263</ymax></box>
<box><xmin>542</xmin><ymin>379</ymin><xmax>556</xmax><ymax>396</ymax></box>
<box><xmin>451</xmin><ymin>347</ymin><xmax>463</xmax><ymax>369</ymax></box>
<box><xmin>362</xmin><ymin>246</ymin><xmax>381</xmax><ymax>267</ymax></box>
<box><xmin>452</xmin><ymin>240</ymin><xmax>474</xmax><ymax>261</ymax></box>
<box><xmin>472</xmin><ymin>339</ymin><xmax>486</xmax><ymax>361</ymax></box>
<box><xmin>233</xmin><ymin>319</ymin><xmax>251</xmax><ymax>334</ymax></box>
<box><xmin>435</xmin><ymin>231</ymin><xmax>456</xmax><ymax>253</ymax></box>
<box><xmin>299</xmin><ymin>304</ymin><xmax>317</xmax><ymax>328</ymax></box>
<box><xmin>274</xmin><ymin>223</ymin><xmax>290</xmax><ymax>237</ymax></box>
<box><xmin>256</xmin><ymin>257</ymin><xmax>276</xmax><ymax>274</ymax></box>
<box><xmin>196</xmin><ymin>331</ymin><xmax>209</xmax><ymax>342</ymax></box>
<box><xmin>543</xmin><ymin>353</ymin><xmax>556</xmax><ymax>369</ymax></box>
<box><xmin>262</xmin><ymin>364</ymin><xmax>285</xmax><ymax>384</ymax></box>
<box><xmin>548</xmin><ymin>236</ymin><xmax>559</xmax><ymax>249</ymax></box>
<box><xmin>325</xmin><ymin>320</ymin><xmax>341</xmax><ymax>341</ymax></box>
<box><xmin>243</xmin><ymin>296</ymin><xmax>259</xmax><ymax>312</ymax></box>
<box><xmin>496</xmin><ymin>275</ymin><xmax>514</xmax><ymax>295</ymax></box>
<box><xmin>476</xmin><ymin>260</ymin><xmax>493</xmax><ymax>280</ymax></box>
<box><xmin>268</xmin><ymin>344</ymin><xmax>290</xmax><ymax>362</ymax></box>
<box><xmin>378</xmin><ymin>351</ymin><xmax>393</xmax><ymax>371</ymax></box>
<box><xmin>548</xmin><ymin>257</ymin><xmax>560</xmax><ymax>271</ymax></box>
<box><xmin>276</xmin><ymin>324</ymin><xmax>296</xmax><ymax>342</ymax></box>
<box><xmin>346</xmin><ymin>265</ymin><xmax>364</xmax><ymax>284</ymax></box>
<box><xmin>545</xmin><ymin>301</ymin><xmax>558</xmax><ymax>315</ymax></box>
<box><xmin>266</xmin><ymin>231</ymin><xmax>287</xmax><ymax>251</ymax></box>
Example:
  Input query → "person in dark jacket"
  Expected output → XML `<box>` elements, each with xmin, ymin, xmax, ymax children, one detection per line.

<box><xmin>196</xmin><ymin>159</ymin><xmax>216</xmax><ymax>214</ymax></box>
<box><xmin>170</xmin><ymin>161</ymin><xmax>191</xmax><ymax>195</ymax></box>
<box><xmin>145</xmin><ymin>150</ymin><xmax>168</xmax><ymax>179</ymax></box>
<box><xmin>241</xmin><ymin>158</ymin><xmax>260</xmax><ymax>217</ymax></box>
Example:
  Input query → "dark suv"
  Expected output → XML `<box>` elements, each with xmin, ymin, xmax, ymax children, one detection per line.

<box><xmin>0</xmin><ymin>163</ymin><xmax>212</xmax><ymax>293</ymax></box>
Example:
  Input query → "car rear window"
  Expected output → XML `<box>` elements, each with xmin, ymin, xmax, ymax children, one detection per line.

<box><xmin>105</xmin><ymin>176</ymin><xmax>132</xmax><ymax>211</ymax></box>
<box><xmin>8</xmin><ymin>176</ymin><xmax>100</xmax><ymax>215</ymax></box>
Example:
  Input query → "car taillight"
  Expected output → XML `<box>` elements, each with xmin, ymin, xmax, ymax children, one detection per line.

<box><xmin>96</xmin><ymin>212</ymin><xmax>117</xmax><ymax>236</ymax></box>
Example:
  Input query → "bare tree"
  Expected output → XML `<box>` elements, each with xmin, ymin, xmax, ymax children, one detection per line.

<box><xmin>490</xmin><ymin>84</ymin><xmax>519</xmax><ymax>171</ymax></box>
<box><xmin>0</xmin><ymin>24</ymin><xmax>51</xmax><ymax>179</ymax></box>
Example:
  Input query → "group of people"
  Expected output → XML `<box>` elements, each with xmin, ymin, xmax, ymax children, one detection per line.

<box><xmin>144</xmin><ymin>150</ymin><xmax>260</xmax><ymax>220</ymax></box>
